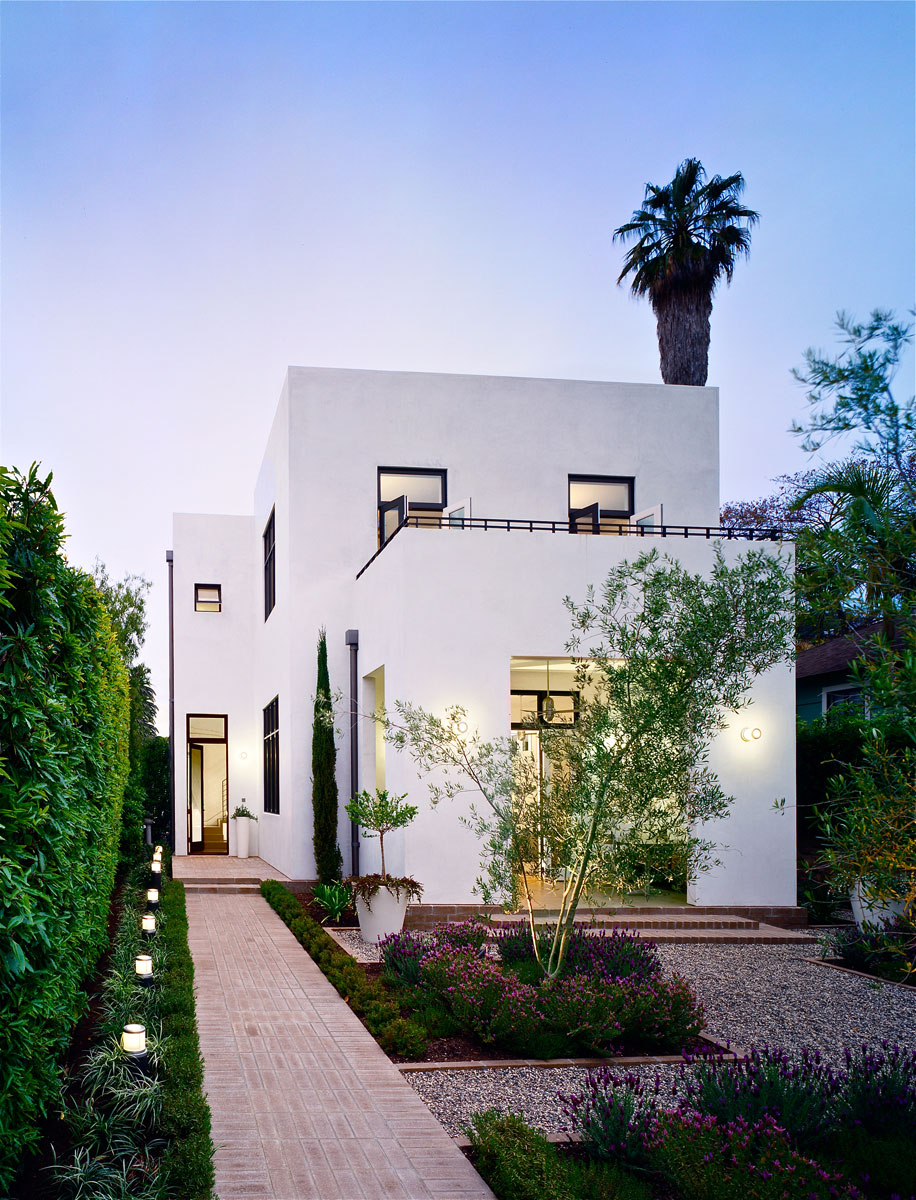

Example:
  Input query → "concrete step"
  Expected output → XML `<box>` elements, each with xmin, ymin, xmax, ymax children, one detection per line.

<box><xmin>489</xmin><ymin>912</ymin><xmax>760</xmax><ymax>931</ymax></box>
<box><xmin>182</xmin><ymin>882</ymin><xmax>263</xmax><ymax>894</ymax></box>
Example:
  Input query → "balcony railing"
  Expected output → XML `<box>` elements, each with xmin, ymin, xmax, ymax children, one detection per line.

<box><xmin>356</xmin><ymin>514</ymin><xmax>792</xmax><ymax>580</ymax></box>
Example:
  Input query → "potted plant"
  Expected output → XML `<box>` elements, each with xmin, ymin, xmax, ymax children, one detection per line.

<box><xmin>231</xmin><ymin>802</ymin><xmax>258</xmax><ymax>859</ymax></box>
<box><xmin>344</xmin><ymin>789</ymin><xmax>423</xmax><ymax>942</ymax></box>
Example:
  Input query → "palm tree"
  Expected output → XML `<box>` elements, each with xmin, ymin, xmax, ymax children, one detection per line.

<box><xmin>614</xmin><ymin>158</ymin><xmax>758</xmax><ymax>386</ymax></box>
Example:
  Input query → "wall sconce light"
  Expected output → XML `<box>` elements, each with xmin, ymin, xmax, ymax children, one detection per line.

<box><xmin>239</xmin><ymin>750</ymin><xmax>248</xmax><ymax>760</ymax></box>
<box><xmin>134</xmin><ymin>954</ymin><xmax>154</xmax><ymax>987</ymax></box>
<box><xmin>141</xmin><ymin>912</ymin><xmax>156</xmax><ymax>937</ymax></box>
<box><xmin>147</xmin><ymin>888</ymin><xmax>159</xmax><ymax>909</ymax></box>
<box><xmin>451</xmin><ymin>716</ymin><xmax>468</xmax><ymax>734</ymax></box>
<box><xmin>120</xmin><ymin>1023</ymin><xmax>149</xmax><ymax>1073</ymax></box>
<box><xmin>741</xmin><ymin>727</ymin><xmax>763</xmax><ymax>742</ymax></box>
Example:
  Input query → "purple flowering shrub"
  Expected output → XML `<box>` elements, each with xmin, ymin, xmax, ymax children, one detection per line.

<box><xmin>379</xmin><ymin>929</ymin><xmax>430</xmax><ymax>986</ymax></box>
<box><xmin>494</xmin><ymin>921</ymin><xmax>660</xmax><ymax>982</ymax></box>
<box><xmin>838</xmin><ymin>1042</ymin><xmax>916</xmax><ymax>1134</ymax></box>
<box><xmin>543</xmin><ymin>973</ymin><xmax>703</xmax><ymax>1054</ymax></box>
<box><xmin>676</xmin><ymin>1045</ymin><xmax>842</xmax><ymax>1146</ymax></box>
<box><xmin>433</xmin><ymin>920</ymin><xmax>490</xmax><ymax>952</ymax></box>
<box><xmin>651</xmin><ymin>1112</ymin><xmax>861</xmax><ymax>1200</ymax></box>
<box><xmin>542</xmin><ymin>975</ymin><xmax>626</xmax><ymax>1055</ymax></box>
<box><xmin>420</xmin><ymin>947</ymin><xmax>545</xmax><ymax>1050</ymax></box>
<box><xmin>560</xmin><ymin>1069</ymin><xmax>661</xmax><ymax>1167</ymax></box>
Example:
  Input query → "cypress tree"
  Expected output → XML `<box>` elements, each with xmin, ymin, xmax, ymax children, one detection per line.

<box><xmin>312</xmin><ymin>628</ymin><xmax>343</xmax><ymax>883</ymax></box>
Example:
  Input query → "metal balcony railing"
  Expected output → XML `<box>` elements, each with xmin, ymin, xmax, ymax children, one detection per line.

<box><xmin>356</xmin><ymin>514</ymin><xmax>791</xmax><ymax>580</ymax></box>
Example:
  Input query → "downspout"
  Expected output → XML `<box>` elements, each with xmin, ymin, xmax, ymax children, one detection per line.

<box><xmin>345</xmin><ymin>629</ymin><xmax>360</xmax><ymax>877</ymax></box>
<box><xmin>166</xmin><ymin>550</ymin><xmax>176</xmax><ymax>852</ymax></box>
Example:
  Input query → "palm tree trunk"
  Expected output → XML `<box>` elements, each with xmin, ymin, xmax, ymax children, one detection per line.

<box><xmin>652</xmin><ymin>288</ymin><xmax>713</xmax><ymax>386</ymax></box>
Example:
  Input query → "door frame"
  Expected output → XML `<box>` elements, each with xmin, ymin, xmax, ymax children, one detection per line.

<box><xmin>186</xmin><ymin>713</ymin><xmax>229</xmax><ymax>855</ymax></box>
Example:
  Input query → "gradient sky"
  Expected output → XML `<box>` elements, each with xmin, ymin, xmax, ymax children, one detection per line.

<box><xmin>3</xmin><ymin>1</ymin><xmax>914</xmax><ymax>732</ymax></box>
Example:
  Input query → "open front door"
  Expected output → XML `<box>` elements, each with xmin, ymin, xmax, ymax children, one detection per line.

<box><xmin>186</xmin><ymin>714</ymin><xmax>229</xmax><ymax>854</ymax></box>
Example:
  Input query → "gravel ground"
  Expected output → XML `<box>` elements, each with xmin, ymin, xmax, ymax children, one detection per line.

<box><xmin>404</xmin><ymin>943</ymin><xmax>916</xmax><ymax>1137</ymax></box>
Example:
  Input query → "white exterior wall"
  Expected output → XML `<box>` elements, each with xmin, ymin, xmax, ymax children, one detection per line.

<box><xmin>170</xmin><ymin>366</ymin><xmax>795</xmax><ymax>907</ymax></box>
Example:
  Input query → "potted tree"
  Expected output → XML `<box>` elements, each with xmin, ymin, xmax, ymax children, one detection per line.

<box><xmin>345</xmin><ymin>789</ymin><xmax>423</xmax><ymax>942</ymax></box>
<box><xmin>232</xmin><ymin>802</ymin><xmax>258</xmax><ymax>859</ymax></box>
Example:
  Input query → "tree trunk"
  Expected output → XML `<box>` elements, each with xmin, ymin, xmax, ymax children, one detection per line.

<box><xmin>652</xmin><ymin>288</ymin><xmax>713</xmax><ymax>386</ymax></box>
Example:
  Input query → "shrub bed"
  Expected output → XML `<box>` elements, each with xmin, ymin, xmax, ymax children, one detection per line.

<box><xmin>39</xmin><ymin>858</ymin><xmax>215</xmax><ymax>1198</ymax></box>
<box><xmin>383</xmin><ymin>922</ymin><xmax>704</xmax><ymax>1058</ymax></box>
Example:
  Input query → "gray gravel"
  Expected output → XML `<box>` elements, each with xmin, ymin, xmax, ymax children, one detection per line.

<box><xmin>404</xmin><ymin>943</ymin><xmax>916</xmax><ymax>1137</ymax></box>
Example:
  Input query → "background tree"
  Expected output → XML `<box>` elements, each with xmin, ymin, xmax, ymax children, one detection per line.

<box><xmin>613</xmin><ymin>157</ymin><xmax>758</xmax><ymax>386</ymax></box>
<box><xmin>387</xmin><ymin>546</ymin><xmax>794</xmax><ymax>977</ymax></box>
<box><xmin>312</xmin><ymin>629</ymin><xmax>343</xmax><ymax>883</ymax></box>
<box><xmin>92</xmin><ymin>560</ymin><xmax>157</xmax><ymax>861</ymax></box>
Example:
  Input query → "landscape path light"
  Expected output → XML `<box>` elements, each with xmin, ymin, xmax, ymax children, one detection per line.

<box><xmin>141</xmin><ymin>912</ymin><xmax>157</xmax><ymax>938</ymax></box>
<box><xmin>146</xmin><ymin>888</ymin><xmax>159</xmax><ymax>910</ymax></box>
<box><xmin>120</xmin><ymin>1023</ymin><xmax>149</xmax><ymax>1074</ymax></box>
<box><xmin>150</xmin><ymin>859</ymin><xmax>162</xmax><ymax>881</ymax></box>
<box><xmin>134</xmin><ymin>954</ymin><xmax>154</xmax><ymax>987</ymax></box>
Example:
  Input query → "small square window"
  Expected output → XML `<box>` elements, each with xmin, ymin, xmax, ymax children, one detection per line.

<box><xmin>195</xmin><ymin>584</ymin><xmax>221</xmax><ymax>613</ymax></box>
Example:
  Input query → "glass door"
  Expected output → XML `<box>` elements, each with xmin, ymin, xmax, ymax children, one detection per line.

<box><xmin>186</xmin><ymin>715</ymin><xmax>229</xmax><ymax>854</ymax></box>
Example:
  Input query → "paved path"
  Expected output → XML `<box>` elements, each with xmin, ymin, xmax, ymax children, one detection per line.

<box><xmin>185</xmin><ymin>892</ymin><xmax>494</xmax><ymax>1200</ymax></box>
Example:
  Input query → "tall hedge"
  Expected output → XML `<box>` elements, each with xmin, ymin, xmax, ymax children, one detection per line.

<box><xmin>0</xmin><ymin>465</ymin><xmax>130</xmax><ymax>1188</ymax></box>
<box><xmin>312</xmin><ymin>628</ymin><xmax>343</xmax><ymax>883</ymax></box>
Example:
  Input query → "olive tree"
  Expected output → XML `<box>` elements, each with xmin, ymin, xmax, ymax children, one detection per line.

<box><xmin>386</xmin><ymin>546</ymin><xmax>794</xmax><ymax>978</ymax></box>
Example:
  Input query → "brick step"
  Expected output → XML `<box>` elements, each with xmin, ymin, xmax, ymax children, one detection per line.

<box><xmin>489</xmin><ymin>913</ymin><xmax>760</xmax><ymax>931</ymax></box>
<box><xmin>182</xmin><ymin>882</ymin><xmax>263</xmax><ymax>894</ymax></box>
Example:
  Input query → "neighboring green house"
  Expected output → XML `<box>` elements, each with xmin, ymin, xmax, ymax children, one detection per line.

<box><xmin>796</xmin><ymin>622</ymin><xmax>882</xmax><ymax>723</ymax></box>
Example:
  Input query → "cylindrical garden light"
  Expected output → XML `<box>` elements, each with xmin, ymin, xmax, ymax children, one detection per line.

<box><xmin>141</xmin><ymin>912</ymin><xmax>157</xmax><ymax>939</ymax></box>
<box><xmin>134</xmin><ymin>954</ymin><xmax>154</xmax><ymax>988</ymax></box>
<box><xmin>120</xmin><ymin>1023</ymin><xmax>149</xmax><ymax>1074</ymax></box>
<box><xmin>146</xmin><ymin>888</ymin><xmax>159</xmax><ymax>910</ymax></box>
<box><xmin>150</xmin><ymin>859</ymin><xmax>162</xmax><ymax>884</ymax></box>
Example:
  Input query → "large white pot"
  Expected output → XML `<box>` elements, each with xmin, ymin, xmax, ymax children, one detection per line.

<box><xmin>235</xmin><ymin>816</ymin><xmax>252</xmax><ymax>860</ymax></box>
<box><xmin>850</xmin><ymin>879</ymin><xmax>907</xmax><ymax>929</ymax></box>
<box><xmin>355</xmin><ymin>886</ymin><xmax>409</xmax><ymax>943</ymax></box>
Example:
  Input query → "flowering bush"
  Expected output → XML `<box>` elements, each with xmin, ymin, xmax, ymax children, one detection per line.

<box><xmin>560</xmin><ymin>1069</ymin><xmax>661</xmax><ymax>1167</ymax></box>
<box><xmin>838</xmin><ymin>1041</ymin><xmax>916</xmax><ymax>1134</ymax></box>
<box><xmin>611</xmin><ymin>973</ymin><xmax>704</xmax><ymax>1050</ymax></box>
<box><xmin>676</xmin><ymin>1045</ymin><xmax>842</xmax><ymax>1146</ymax></box>
<box><xmin>651</xmin><ymin>1112</ymin><xmax>861</xmax><ymax>1199</ymax></box>
<box><xmin>379</xmin><ymin>929</ymin><xmax>431</xmax><ymax>986</ymax></box>
<box><xmin>542</xmin><ymin>975</ymin><xmax>625</xmax><ymax>1055</ymax></box>
<box><xmin>433</xmin><ymin>919</ymin><xmax>491</xmax><ymax>952</ymax></box>
<box><xmin>421</xmin><ymin>948</ymin><xmax>544</xmax><ymax>1050</ymax></box>
<box><xmin>494</xmin><ymin>921</ymin><xmax>660</xmax><ymax>982</ymax></box>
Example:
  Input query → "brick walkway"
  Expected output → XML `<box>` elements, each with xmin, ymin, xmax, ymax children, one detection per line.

<box><xmin>185</xmin><ymin>892</ymin><xmax>494</xmax><ymax>1200</ymax></box>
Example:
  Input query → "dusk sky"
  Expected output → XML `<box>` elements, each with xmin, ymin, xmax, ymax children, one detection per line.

<box><xmin>3</xmin><ymin>1</ymin><xmax>914</xmax><ymax>732</ymax></box>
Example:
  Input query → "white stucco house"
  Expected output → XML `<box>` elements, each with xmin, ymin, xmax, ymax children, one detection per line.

<box><xmin>169</xmin><ymin>366</ymin><xmax>798</xmax><ymax>918</ymax></box>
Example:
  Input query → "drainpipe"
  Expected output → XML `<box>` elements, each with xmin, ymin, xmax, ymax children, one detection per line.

<box><xmin>166</xmin><ymin>551</ymin><xmax>176</xmax><ymax>853</ymax></box>
<box><xmin>345</xmin><ymin>629</ymin><xmax>360</xmax><ymax>877</ymax></box>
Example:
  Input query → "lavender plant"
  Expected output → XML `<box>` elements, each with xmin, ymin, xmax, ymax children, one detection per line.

<box><xmin>379</xmin><ymin>929</ymin><xmax>430</xmax><ymax>986</ymax></box>
<box><xmin>676</xmin><ymin>1045</ymin><xmax>842</xmax><ymax>1146</ymax></box>
<box><xmin>560</xmin><ymin>1069</ymin><xmax>661</xmax><ymax>1167</ymax></box>
<box><xmin>494</xmin><ymin>921</ymin><xmax>660</xmax><ymax>982</ymax></box>
<box><xmin>837</xmin><ymin>1042</ymin><xmax>916</xmax><ymax>1134</ymax></box>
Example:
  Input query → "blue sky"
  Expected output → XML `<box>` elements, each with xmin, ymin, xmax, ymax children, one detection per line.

<box><xmin>2</xmin><ymin>1</ymin><xmax>913</xmax><ymax>730</ymax></box>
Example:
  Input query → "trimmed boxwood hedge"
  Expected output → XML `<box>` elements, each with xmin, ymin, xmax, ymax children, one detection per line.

<box><xmin>158</xmin><ymin>874</ymin><xmax>216</xmax><ymax>1198</ymax></box>
<box><xmin>0</xmin><ymin>465</ymin><xmax>130</xmax><ymax>1190</ymax></box>
<box><xmin>260</xmin><ymin>879</ymin><xmax>427</xmax><ymax>1058</ymax></box>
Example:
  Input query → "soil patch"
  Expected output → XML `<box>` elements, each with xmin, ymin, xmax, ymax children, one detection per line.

<box><xmin>294</xmin><ymin>891</ymin><xmax>356</xmax><ymax>929</ymax></box>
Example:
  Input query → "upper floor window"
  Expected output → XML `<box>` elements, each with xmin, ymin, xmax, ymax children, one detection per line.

<box><xmin>378</xmin><ymin>467</ymin><xmax>447</xmax><ymax>546</ymax></box>
<box><xmin>263</xmin><ymin>508</ymin><xmax>275</xmax><ymax>619</ymax></box>
<box><xmin>194</xmin><ymin>584</ymin><xmax>221</xmax><ymax>613</ymax></box>
<box><xmin>568</xmin><ymin>475</ymin><xmax>634</xmax><ymax>534</ymax></box>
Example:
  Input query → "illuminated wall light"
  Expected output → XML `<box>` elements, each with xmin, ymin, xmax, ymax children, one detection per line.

<box><xmin>740</xmin><ymin>727</ymin><xmax>763</xmax><ymax>742</ymax></box>
<box><xmin>240</xmin><ymin>750</ymin><xmax>249</xmax><ymax>760</ymax></box>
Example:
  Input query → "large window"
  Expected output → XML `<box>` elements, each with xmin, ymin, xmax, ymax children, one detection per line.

<box><xmin>263</xmin><ymin>697</ymin><xmax>279</xmax><ymax>814</ymax></box>
<box><xmin>263</xmin><ymin>508</ymin><xmax>275</xmax><ymax>619</ymax></box>
<box><xmin>378</xmin><ymin>467</ymin><xmax>447</xmax><ymax>546</ymax></box>
<box><xmin>568</xmin><ymin>474</ymin><xmax>634</xmax><ymax>534</ymax></box>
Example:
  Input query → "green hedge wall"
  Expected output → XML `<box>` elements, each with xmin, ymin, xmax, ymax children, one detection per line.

<box><xmin>0</xmin><ymin>465</ymin><xmax>130</xmax><ymax>1189</ymax></box>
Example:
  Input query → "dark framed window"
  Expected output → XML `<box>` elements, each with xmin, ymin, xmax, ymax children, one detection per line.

<box><xmin>510</xmin><ymin>691</ymin><xmax>578</xmax><ymax>727</ymax></box>
<box><xmin>378</xmin><ymin>467</ymin><xmax>447</xmax><ymax>546</ymax></box>
<box><xmin>194</xmin><ymin>584</ymin><xmax>222</xmax><ymax>613</ymax></box>
<box><xmin>263</xmin><ymin>508</ymin><xmax>276</xmax><ymax>620</ymax></box>
<box><xmin>568</xmin><ymin>474</ymin><xmax>634</xmax><ymax>534</ymax></box>
<box><xmin>263</xmin><ymin>696</ymin><xmax>279</xmax><ymax>814</ymax></box>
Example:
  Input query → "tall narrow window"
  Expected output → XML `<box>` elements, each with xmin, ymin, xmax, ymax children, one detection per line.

<box><xmin>263</xmin><ymin>508</ymin><xmax>276</xmax><ymax>619</ymax></box>
<box><xmin>378</xmin><ymin>467</ymin><xmax>447</xmax><ymax>546</ymax></box>
<box><xmin>194</xmin><ymin>584</ymin><xmax>222</xmax><ymax>613</ymax></box>
<box><xmin>263</xmin><ymin>696</ymin><xmax>279</xmax><ymax>814</ymax></box>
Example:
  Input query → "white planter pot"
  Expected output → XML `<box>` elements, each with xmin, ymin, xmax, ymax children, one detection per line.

<box><xmin>850</xmin><ymin>879</ymin><xmax>906</xmax><ymax>929</ymax></box>
<box><xmin>355</xmin><ymin>886</ymin><xmax>409</xmax><ymax>943</ymax></box>
<box><xmin>235</xmin><ymin>816</ymin><xmax>252</xmax><ymax>859</ymax></box>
